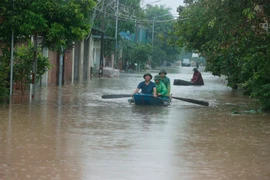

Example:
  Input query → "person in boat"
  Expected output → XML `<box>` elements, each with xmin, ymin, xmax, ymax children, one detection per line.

<box><xmin>154</xmin><ymin>75</ymin><xmax>167</xmax><ymax>96</ymax></box>
<box><xmin>159</xmin><ymin>69</ymin><xmax>171</xmax><ymax>96</ymax></box>
<box><xmin>133</xmin><ymin>73</ymin><xmax>157</xmax><ymax>97</ymax></box>
<box><xmin>191</xmin><ymin>68</ymin><xmax>204</xmax><ymax>85</ymax></box>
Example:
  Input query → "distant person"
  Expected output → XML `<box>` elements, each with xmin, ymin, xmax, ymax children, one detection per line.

<box><xmin>159</xmin><ymin>70</ymin><xmax>171</xmax><ymax>96</ymax></box>
<box><xmin>191</xmin><ymin>68</ymin><xmax>204</xmax><ymax>85</ymax></box>
<box><xmin>133</xmin><ymin>73</ymin><xmax>157</xmax><ymax>97</ymax></box>
<box><xmin>154</xmin><ymin>75</ymin><xmax>167</xmax><ymax>96</ymax></box>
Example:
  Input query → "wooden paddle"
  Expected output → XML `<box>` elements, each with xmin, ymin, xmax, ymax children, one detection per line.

<box><xmin>101</xmin><ymin>94</ymin><xmax>209</xmax><ymax>106</ymax></box>
<box><xmin>102</xmin><ymin>94</ymin><xmax>132</xmax><ymax>99</ymax></box>
<box><xmin>172</xmin><ymin>96</ymin><xmax>209</xmax><ymax>106</ymax></box>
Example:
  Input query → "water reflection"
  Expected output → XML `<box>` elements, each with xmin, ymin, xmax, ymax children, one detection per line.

<box><xmin>0</xmin><ymin>67</ymin><xmax>270</xmax><ymax>180</ymax></box>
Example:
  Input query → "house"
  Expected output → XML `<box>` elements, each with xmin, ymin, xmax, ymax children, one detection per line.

<box><xmin>41</xmin><ymin>28</ymin><xmax>109</xmax><ymax>86</ymax></box>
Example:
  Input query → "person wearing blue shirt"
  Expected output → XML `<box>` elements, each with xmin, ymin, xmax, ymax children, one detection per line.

<box><xmin>133</xmin><ymin>73</ymin><xmax>157</xmax><ymax>97</ymax></box>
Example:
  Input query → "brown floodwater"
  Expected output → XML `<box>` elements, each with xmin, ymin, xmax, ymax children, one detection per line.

<box><xmin>1</xmin><ymin>67</ymin><xmax>270</xmax><ymax>180</ymax></box>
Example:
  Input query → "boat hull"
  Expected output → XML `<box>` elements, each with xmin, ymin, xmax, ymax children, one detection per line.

<box><xmin>129</xmin><ymin>94</ymin><xmax>170</xmax><ymax>106</ymax></box>
<box><xmin>173</xmin><ymin>79</ymin><xmax>203</xmax><ymax>86</ymax></box>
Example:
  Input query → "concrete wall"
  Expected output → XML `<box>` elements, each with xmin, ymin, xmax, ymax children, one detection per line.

<box><xmin>73</xmin><ymin>42</ymin><xmax>79</xmax><ymax>81</ymax></box>
<box><xmin>72</xmin><ymin>36</ymin><xmax>95</xmax><ymax>81</ymax></box>
<box><xmin>44</xmin><ymin>35</ymin><xmax>98</xmax><ymax>84</ymax></box>
<box><xmin>89</xmin><ymin>36</ymin><xmax>94</xmax><ymax>76</ymax></box>
<box><xmin>46</xmin><ymin>48</ymin><xmax>73</xmax><ymax>85</ymax></box>
<box><xmin>41</xmin><ymin>48</ymin><xmax>49</xmax><ymax>86</ymax></box>
<box><xmin>47</xmin><ymin>51</ymin><xmax>58</xmax><ymax>85</ymax></box>
<box><xmin>64</xmin><ymin>48</ymin><xmax>73</xmax><ymax>82</ymax></box>
<box><xmin>94</xmin><ymin>40</ymin><xmax>101</xmax><ymax>69</ymax></box>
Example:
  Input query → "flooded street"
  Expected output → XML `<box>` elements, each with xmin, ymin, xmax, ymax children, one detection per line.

<box><xmin>1</xmin><ymin>67</ymin><xmax>270</xmax><ymax>180</ymax></box>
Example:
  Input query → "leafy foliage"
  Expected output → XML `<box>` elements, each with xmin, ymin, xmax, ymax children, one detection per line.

<box><xmin>173</xmin><ymin>0</ymin><xmax>270</xmax><ymax>111</ymax></box>
<box><xmin>0</xmin><ymin>49</ymin><xmax>10</xmax><ymax>103</ymax></box>
<box><xmin>119</xmin><ymin>37</ymin><xmax>152</xmax><ymax>70</ymax></box>
<box><xmin>93</xmin><ymin>1</ymin><xmax>181</xmax><ymax>69</ymax></box>
<box><xmin>0</xmin><ymin>0</ymin><xmax>96</xmax><ymax>99</ymax></box>
<box><xmin>144</xmin><ymin>5</ymin><xmax>181</xmax><ymax>67</ymax></box>
<box><xmin>0</xmin><ymin>0</ymin><xmax>96</xmax><ymax>51</ymax></box>
<box><xmin>13</xmin><ymin>42</ymin><xmax>52</xmax><ymax>94</ymax></box>
<box><xmin>130</xmin><ymin>42</ymin><xmax>152</xmax><ymax>64</ymax></box>
<box><xmin>93</xmin><ymin>0</ymin><xmax>142</xmax><ymax>34</ymax></box>
<box><xmin>92</xmin><ymin>0</ymin><xmax>144</xmax><ymax>63</ymax></box>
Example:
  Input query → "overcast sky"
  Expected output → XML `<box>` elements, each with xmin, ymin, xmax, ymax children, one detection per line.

<box><xmin>142</xmin><ymin>0</ymin><xmax>185</xmax><ymax>14</ymax></box>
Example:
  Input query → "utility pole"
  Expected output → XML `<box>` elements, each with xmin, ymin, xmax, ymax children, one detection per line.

<box><xmin>114</xmin><ymin>0</ymin><xmax>119</xmax><ymax>68</ymax></box>
<box><xmin>99</xmin><ymin>33</ymin><xmax>104</xmax><ymax>77</ymax></box>
<box><xmin>151</xmin><ymin>14</ymin><xmax>170</xmax><ymax>66</ymax></box>
<box><xmin>32</xmin><ymin>33</ymin><xmax>38</xmax><ymax>100</ymax></box>
<box><xmin>152</xmin><ymin>14</ymin><xmax>170</xmax><ymax>47</ymax></box>
<box><xmin>59</xmin><ymin>47</ymin><xmax>63</xmax><ymax>87</ymax></box>
<box><xmin>9</xmin><ymin>31</ymin><xmax>14</xmax><ymax>104</ymax></box>
<box><xmin>9</xmin><ymin>0</ymin><xmax>15</xmax><ymax>104</ymax></box>
<box><xmin>151</xmin><ymin>18</ymin><xmax>155</xmax><ymax>47</ymax></box>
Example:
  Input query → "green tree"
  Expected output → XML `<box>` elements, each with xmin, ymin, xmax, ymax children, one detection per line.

<box><xmin>173</xmin><ymin>0</ymin><xmax>270</xmax><ymax>111</ymax></box>
<box><xmin>13</xmin><ymin>43</ymin><xmax>52</xmax><ymax>94</ymax></box>
<box><xmin>130</xmin><ymin>42</ymin><xmax>152</xmax><ymax>68</ymax></box>
<box><xmin>92</xmin><ymin>1</ymin><xmax>182</xmax><ymax>69</ymax></box>
<box><xmin>0</xmin><ymin>49</ymin><xmax>10</xmax><ymax>103</ymax></box>
<box><xmin>144</xmin><ymin>5</ymin><xmax>181</xmax><ymax>67</ymax></box>
<box><xmin>0</xmin><ymin>0</ymin><xmax>96</xmax><ymax>51</ymax></box>
<box><xmin>92</xmin><ymin>0</ymin><xmax>143</xmax><ymax>62</ymax></box>
<box><xmin>0</xmin><ymin>0</ymin><xmax>96</xmax><ymax>100</ymax></box>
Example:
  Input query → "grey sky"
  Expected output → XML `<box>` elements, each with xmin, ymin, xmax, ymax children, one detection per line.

<box><xmin>142</xmin><ymin>0</ymin><xmax>185</xmax><ymax>14</ymax></box>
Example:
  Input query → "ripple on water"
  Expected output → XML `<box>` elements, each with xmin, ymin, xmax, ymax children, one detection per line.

<box><xmin>1</xmin><ymin>67</ymin><xmax>270</xmax><ymax>180</ymax></box>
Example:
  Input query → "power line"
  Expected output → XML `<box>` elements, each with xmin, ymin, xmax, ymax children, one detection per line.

<box><xmin>94</xmin><ymin>7</ymin><xmax>177</xmax><ymax>24</ymax></box>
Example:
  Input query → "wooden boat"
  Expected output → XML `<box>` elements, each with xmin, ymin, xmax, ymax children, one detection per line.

<box><xmin>173</xmin><ymin>79</ymin><xmax>203</xmax><ymax>86</ymax></box>
<box><xmin>128</xmin><ymin>94</ymin><xmax>171</xmax><ymax>106</ymax></box>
